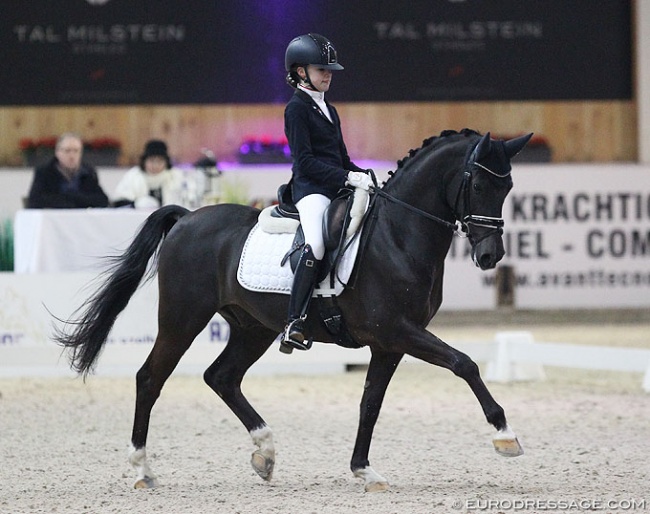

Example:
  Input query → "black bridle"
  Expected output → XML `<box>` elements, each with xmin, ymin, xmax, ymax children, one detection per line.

<box><xmin>370</xmin><ymin>140</ymin><xmax>509</xmax><ymax>238</ymax></box>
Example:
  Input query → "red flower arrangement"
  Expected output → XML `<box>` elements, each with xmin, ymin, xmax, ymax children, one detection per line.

<box><xmin>19</xmin><ymin>136</ymin><xmax>121</xmax><ymax>152</ymax></box>
<box><xmin>19</xmin><ymin>137</ymin><xmax>58</xmax><ymax>152</ymax></box>
<box><xmin>84</xmin><ymin>137</ymin><xmax>122</xmax><ymax>151</ymax></box>
<box><xmin>238</xmin><ymin>134</ymin><xmax>291</xmax><ymax>163</ymax></box>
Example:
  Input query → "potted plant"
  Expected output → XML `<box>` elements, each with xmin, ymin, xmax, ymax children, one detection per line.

<box><xmin>19</xmin><ymin>137</ymin><xmax>57</xmax><ymax>167</ymax></box>
<box><xmin>82</xmin><ymin>137</ymin><xmax>122</xmax><ymax>166</ymax></box>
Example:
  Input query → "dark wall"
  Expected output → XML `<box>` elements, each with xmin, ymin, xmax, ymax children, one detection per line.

<box><xmin>2</xmin><ymin>0</ymin><xmax>631</xmax><ymax>105</ymax></box>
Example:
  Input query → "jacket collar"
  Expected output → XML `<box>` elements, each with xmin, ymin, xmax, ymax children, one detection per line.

<box><xmin>294</xmin><ymin>89</ymin><xmax>333</xmax><ymax>123</ymax></box>
<box><xmin>298</xmin><ymin>84</ymin><xmax>325</xmax><ymax>103</ymax></box>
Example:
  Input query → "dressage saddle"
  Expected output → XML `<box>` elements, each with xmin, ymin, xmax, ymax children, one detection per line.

<box><xmin>275</xmin><ymin>182</ymin><xmax>356</xmax><ymax>283</ymax></box>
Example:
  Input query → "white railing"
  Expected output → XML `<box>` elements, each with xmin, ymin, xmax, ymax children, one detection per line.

<box><xmin>2</xmin><ymin>331</ymin><xmax>649</xmax><ymax>393</ymax></box>
<box><xmin>454</xmin><ymin>331</ymin><xmax>650</xmax><ymax>392</ymax></box>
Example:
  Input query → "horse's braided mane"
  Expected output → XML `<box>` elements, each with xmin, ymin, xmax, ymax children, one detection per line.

<box><xmin>384</xmin><ymin>128</ymin><xmax>481</xmax><ymax>183</ymax></box>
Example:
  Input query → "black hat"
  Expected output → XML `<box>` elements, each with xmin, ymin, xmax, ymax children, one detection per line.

<box><xmin>140</xmin><ymin>139</ymin><xmax>171</xmax><ymax>169</ymax></box>
<box><xmin>142</xmin><ymin>140</ymin><xmax>169</xmax><ymax>158</ymax></box>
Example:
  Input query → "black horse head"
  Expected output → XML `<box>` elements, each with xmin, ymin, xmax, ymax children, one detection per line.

<box><xmin>382</xmin><ymin>129</ymin><xmax>532</xmax><ymax>271</ymax></box>
<box><xmin>459</xmin><ymin>131</ymin><xmax>532</xmax><ymax>269</ymax></box>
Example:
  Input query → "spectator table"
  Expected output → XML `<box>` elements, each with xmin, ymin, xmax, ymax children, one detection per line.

<box><xmin>14</xmin><ymin>209</ymin><xmax>151</xmax><ymax>273</ymax></box>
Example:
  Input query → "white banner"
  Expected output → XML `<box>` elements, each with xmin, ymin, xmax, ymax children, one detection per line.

<box><xmin>0</xmin><ymin>272</ymin><xmax>371</xmax><ymax>377</ymax></box>
<box><xmin>0</xmin><ymin>273</ymin><xmax>227</xmax><ymax>347</ymax></box>
<box><xmin>442</xmin><ymin>164</ymin><xmax>650</xmax><ymax>309</ymax></box>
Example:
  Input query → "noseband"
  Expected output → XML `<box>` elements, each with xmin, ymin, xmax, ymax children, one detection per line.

<box><xmin>372</xmin><ymin>139</ymin><xmax>510</xmax><ymax>238</ymax></box>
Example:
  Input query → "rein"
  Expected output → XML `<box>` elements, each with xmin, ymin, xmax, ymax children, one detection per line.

<box><xmin>371</xmin><ymin>187</ymin><xmax>461</xmax><ymax>234</ymax></box>
<box><xmin>370</xmin><ymin>139</ymin><xmax>507</xmax><ymax>237</ymax></box>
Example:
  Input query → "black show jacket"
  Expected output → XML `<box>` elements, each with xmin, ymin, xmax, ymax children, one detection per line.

<box><xmin>284</xmin><ymin>89</ymin><xmax>363</xmax><ymax>203</ymax></box>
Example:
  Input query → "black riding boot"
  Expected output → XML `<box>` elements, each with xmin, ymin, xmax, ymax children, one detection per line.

<box><xmin>280</xmin><ymin>244</ymin><xmax>320</xmax><ymax>352</ymax></box>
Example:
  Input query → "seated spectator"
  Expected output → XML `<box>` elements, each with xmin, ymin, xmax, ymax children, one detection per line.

<box><xmin>113</xmin><ymin>140</ymin><xmax>186</xmax><ymax>209</ymax></box>
<box><xmin>26</xmin><ymin>132</ymin><xmax>110</xmax><ymax>209</ymax></box>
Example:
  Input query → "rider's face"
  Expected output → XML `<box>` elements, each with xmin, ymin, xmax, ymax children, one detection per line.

<box><xmin>300</xmin><ymin>66</ymin><xmax>332</xmax><ymax>92</ymax></box>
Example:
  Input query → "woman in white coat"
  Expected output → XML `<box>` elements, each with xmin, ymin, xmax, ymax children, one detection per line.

<box><xmin>113</xmin><ymin>140</ymin><xmax>185</xmax><ymax>209</ymax></box>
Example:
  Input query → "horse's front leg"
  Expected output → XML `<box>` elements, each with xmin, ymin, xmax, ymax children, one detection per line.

<box><xmin>350</xmin><ymin>350</ymin><xmax>403</xmax><ymax>492</ymax></box>
<box><xmin>402</xmin><ymin>327</ymin><xmax>523</xmax><ymax>457</ymax></box>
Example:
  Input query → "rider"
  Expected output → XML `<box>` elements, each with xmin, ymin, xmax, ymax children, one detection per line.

<box><xmin>281</xmin><ymin>33</ymin><xmax>372</xmax><ymax>351</ymax></box>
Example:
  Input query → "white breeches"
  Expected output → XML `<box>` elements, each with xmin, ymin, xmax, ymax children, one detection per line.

<box><xmin>296</xmin><ymin>193</ymin><xmax>330</xmax><ymax>260</ymax></box>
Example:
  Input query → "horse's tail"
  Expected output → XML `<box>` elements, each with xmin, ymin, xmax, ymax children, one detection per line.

<box><xmin>55</xmin><ymin>205</ymin><xmax>190</xmax><ymax>378</ymax></box>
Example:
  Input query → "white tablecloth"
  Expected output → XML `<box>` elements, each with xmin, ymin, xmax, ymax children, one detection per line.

<box><xmin>14</xmin><ymin>209</ymin><xmax>152</xmax><ymax>273</ymax></box>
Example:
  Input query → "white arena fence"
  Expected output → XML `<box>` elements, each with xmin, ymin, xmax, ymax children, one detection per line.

<box><xmin>454</xmin><ymin>332</ymin><xmax>650</xmax><ymax>392</ymax></box>
<box><xmin>2</xmin><ymin>327</ymin><xmax>649</xmax><ymax>392</ymax></box>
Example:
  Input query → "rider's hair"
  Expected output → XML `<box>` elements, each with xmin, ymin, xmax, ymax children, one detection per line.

<box><xmin>286</xmin><ymin>66</ymin><xmax>302</xmax><ymax>89</ymax></box>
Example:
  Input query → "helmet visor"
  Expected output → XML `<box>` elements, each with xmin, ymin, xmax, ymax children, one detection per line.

<box><xmin>316</xmin><ymin>38</ymin><xmax>343</xmax><ymax>70</ymax></box>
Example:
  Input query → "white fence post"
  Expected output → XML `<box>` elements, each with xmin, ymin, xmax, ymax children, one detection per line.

<box><xmin>484</xmin><ymin>331</ymin><xmax>546</xmax><ymax>383</ymax></box>
<box><xmin>643</xmin><ymin>364</ymin><xmax>650</xmax><ymax>393</ymax></box>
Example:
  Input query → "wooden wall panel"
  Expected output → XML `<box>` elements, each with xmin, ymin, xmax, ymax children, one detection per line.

<box><xmin>0</xmin><ymin>101</ymin><xmax>636</xmax><ymax>166</ymax></box>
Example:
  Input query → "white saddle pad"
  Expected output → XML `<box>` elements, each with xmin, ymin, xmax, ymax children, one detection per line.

<box><xmin>237</xmin><ymin>223</ymin><xmax>362</xmax><ymax>296</ymax></box>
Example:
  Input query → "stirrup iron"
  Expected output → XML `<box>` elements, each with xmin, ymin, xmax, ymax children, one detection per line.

<box><xmin>280</xmin><ymin>318</ymin><xmax>313</xmax><ymax>352</ymax></box>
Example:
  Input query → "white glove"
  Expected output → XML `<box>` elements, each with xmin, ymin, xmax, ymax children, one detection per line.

<box><xmin>346</xmin><ymin>171</ymin><xmax>372</xmax><ymax>191</ymax></box>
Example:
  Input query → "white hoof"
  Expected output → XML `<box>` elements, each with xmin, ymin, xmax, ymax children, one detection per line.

<box><xmin>250</xmin><ymin>425</ymin><xmax>275</xmax><ymax>481</ymax></box>
<box><xmin>492</xmin><ymin>425</ymin><xmax>524</xmax><ymax>457</ymax></box>
<box><xmin>133</xmin><ymin>476</ymin><xmax>158</xmax><ymax>489</ymax></box>
<box><xmin>353</xmin><ymin>466</ymin><xmax>389</xmax><ymax>492</ymax></box>
<box><xmin>251</xmin><ymin>450</ymin><xmax>274</xmax><ymax>481</ymax></box>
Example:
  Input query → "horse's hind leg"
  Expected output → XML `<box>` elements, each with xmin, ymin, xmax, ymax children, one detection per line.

<box><xmin>351</xmin><ymin>350</ymin><xmax>403</xmax><ymax>492</ymax></box>
<box><xmin>128</xmin><ymin>337</ymin><xmax>191</xmax><ymax>488</ymax></box>
<box><xmin>128</xmin><ymin>308</ymin><xmax>215</xmax><ymax>488</ymax></box>
<box><xmin>203</xmin><ymin>322</ymin><xmax>276</xmax><ymax>481</ymax></box>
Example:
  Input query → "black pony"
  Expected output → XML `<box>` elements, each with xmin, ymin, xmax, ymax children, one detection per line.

<box><xmin>56</xmin><ymin>129</ymin><xmax>532</xmax><ymax>492</ymax></box>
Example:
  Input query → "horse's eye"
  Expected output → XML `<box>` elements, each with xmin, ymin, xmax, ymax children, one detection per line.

<box><xmin>473</xmin><ymin>183</ymin><xmax>482</xmax><ymax>193</ymax></box>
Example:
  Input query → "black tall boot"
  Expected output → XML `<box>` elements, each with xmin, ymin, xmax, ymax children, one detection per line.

<box><xmin>280</xmin><ymin>244</ymin><xmax>320</xmax><ymax>352</ymax></box>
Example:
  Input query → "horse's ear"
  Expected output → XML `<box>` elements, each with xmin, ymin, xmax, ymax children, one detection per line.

<box><xmin>504</xmin><ymin>133</ymin><xmax>534</xmax><ymax>159</ymax></box>
<box><xmin>474</xmin><ymin>132</ymin><xmax>491</xmax><ymax>160</ymax></box>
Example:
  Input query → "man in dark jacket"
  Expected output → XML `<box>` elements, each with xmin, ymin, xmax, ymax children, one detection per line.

<box><xmin>26</xmin><ymin>132</ymin><xmax>110</xmax><ymax>209</ymax></box>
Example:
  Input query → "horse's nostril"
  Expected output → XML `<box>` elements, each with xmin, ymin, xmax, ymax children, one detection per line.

<box><xmin>479</xmin><ymin>254</ymin><xmax>494</xmax><ymax>270</ymax></box>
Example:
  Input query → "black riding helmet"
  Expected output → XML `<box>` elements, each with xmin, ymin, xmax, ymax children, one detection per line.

<box><xmin>285</xmin><ymin>33</ymin><xmax>344</xmax><ymax>71</ymax></box>
<box><xmin>285</xmin><ymin>33</ymin><xmax>343</xmax><ymax>89</ymax></box>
